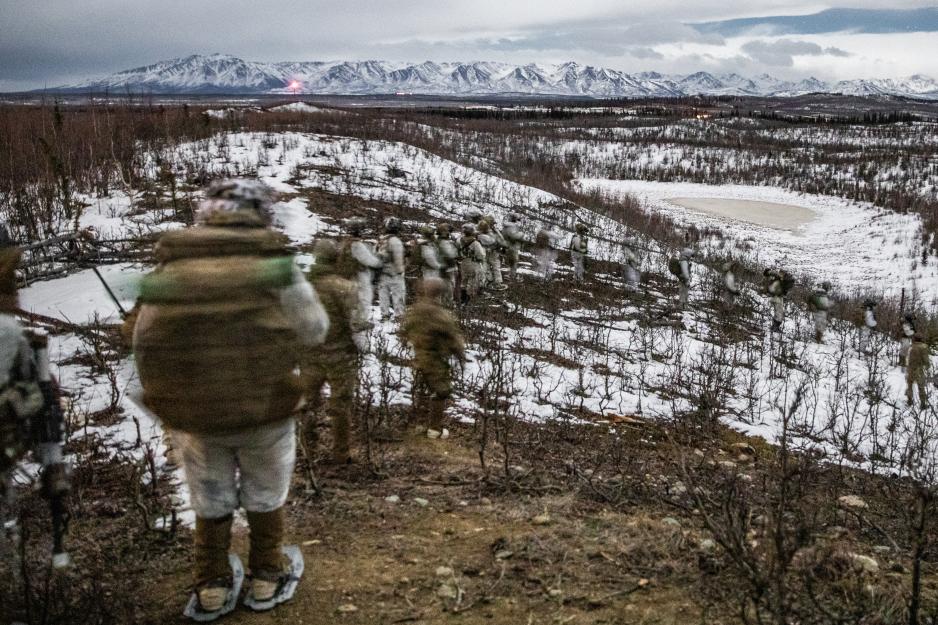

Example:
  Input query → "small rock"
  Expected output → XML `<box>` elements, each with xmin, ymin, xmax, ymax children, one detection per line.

<box><xmin>384</xmin><ymin>495</ymin><xmax>401</xmax><ymax>504</ymax></box>
<box><xmin>738</xmin><ymin>474</ymin><xmax>753</xmax><ymax>483</ymax></box>
<box><xmin>494</xmin><ymin>550</ymin><xmax>514</xmax><ymax>560</ymax></box>
<box><xmin>849</xmin><ymin>553</ymin><xmax>879</xmax><ymax>574</ymax></box>
<box><xmin>718</xmin><ymin>460</ymin><xmax>737</xmax><ymax>470</ymax></box>
<box><xmin>737</xmin><ymin>454</ymin><xmax>753</xmax><ymax>464</ymax></box>
<box><xmin>873</xmin><ymin>545</ymin><xmax>892</xmax><ymax>554</ymax></box>
<box><xmin>699</xmin><ymin>538</ymin><xmax>716</xmax><ymax>552</ymax></box>
<box><xmin>337</xmin><ymin>604</ymin><xmax>358</xmax><ymax>613</ymax></box>
<box><xmin>480</xmin><ymin>497</ymin><xmax>493</xmax><ymax>506</ymax></box>
<box><xmin>435</xmin><ymin>566</ymin><xmax>454</xmax><ymax>577</ymax></box>
<box><xmin>732</xmin><ymin>442</ymin><xmax>757</xmax><ymax>456</ymax></box>
<box><xmin>532</xmin><ymin>513</ymin><xmax>552</xmax><ymax>526</ymax></box>
<box><xmin>458</xmin><ymin>500</ymin><xmax>469</xmax><ymax>507</ymax></box>
<box><xmin>437</xmin><ymin>583</ymin><xmax>459</xmax><ymax>600</ymax></box>
<box><xmin>413</xmin><ymin>498</ymin><xmax>429</xmax><ymax>507</ymax></box>
<box><xmin>671</xmin><ymin>481</ymin><xmax>687</xmax><ymax>496</ymax></box>
<box><xmin>301</xmin><ymin>539</ymin><xmax>321</xmax><ymax>546</ymax></box>
<box><xmin>662</xmin><ymin>517</ymin><xmax>681</xmax><ymax>528</ymax></box>
<box><xmin>693</xmin><ymin>448</ymin><xmax>705</xmax><ymax>457</ymax></box>
<box><xmin>548</xmin><ymin>589</ymin><xmax>563</xmax><ymax>598</ymax></box>
<box><xmin>838</xmin><ymin>495</ymin><xmax>869</xmax><ymax>510</ymax></box>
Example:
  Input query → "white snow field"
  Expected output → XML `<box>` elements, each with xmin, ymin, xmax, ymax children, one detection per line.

<box><xmin>577</xmin><ymin>178</ymin><xmax>938</xmax><ymax>305</ymax></box>
<box><xmin>17</xmin><ymin>129</ymin><xmax>937</xmax><ymax>524</ymax></box>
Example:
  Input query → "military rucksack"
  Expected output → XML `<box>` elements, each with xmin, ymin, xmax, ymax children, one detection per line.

<box><xmin>780</xmin><ymin>272</ymin><xmax>795</xmax><ymax>295</ymax></box>
<box><xmin>334</xmin><ymin>239</ymin><xmax>362</xmax><ymax>280</ymax></box>
<box><xmin>668</xmin><ymin>258</ymin><xmax>682</xmax><ymax>277</ymax></box>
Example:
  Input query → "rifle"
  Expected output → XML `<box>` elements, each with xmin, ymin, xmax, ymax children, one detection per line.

<box><xmin>92</xmin><ymin>266</ymin><xmax>128</xmax><ymax>318</ymax></box>
<box><xmin>27</xmin><ymin>332</ymin><xmax>71</xmax><ymax>569</ymax></box>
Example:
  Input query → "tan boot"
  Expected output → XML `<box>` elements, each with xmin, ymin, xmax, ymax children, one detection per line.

<box><xmin>246</xmin><ymin>508</ymin><xmax>286</xmax><ymax>601</ymax></box>
<box><xmin>194</xmin><ymin>515</ymin><xmax>233</xmax><ymax>589</ymax></box>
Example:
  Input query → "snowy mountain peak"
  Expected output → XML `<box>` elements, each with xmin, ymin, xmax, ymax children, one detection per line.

<box><xmin>50</xmin><ymin>55</ymin><xmax>938</xmax><ymax>100</ymax></box>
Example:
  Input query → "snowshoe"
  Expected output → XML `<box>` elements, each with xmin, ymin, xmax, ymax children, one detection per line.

<box><xmin>183</xmin><ymin>554</ymin><xmax>244</xmax><ymax>622</ymax></box>
<box><xmin>244</xmin><ymin>545</ymin><xmax>304</xmax><ymax>612</ymax></box>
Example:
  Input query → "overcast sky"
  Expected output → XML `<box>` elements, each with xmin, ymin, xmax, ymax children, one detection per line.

<box><xmin>2</xmin><ymin>1</ymin><xmax>937</xmax><ymax>90</ymax></box>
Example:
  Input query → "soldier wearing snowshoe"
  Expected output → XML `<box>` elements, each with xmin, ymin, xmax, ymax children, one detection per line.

<box><xmin>721</xmin><ymin>260</ymin><xmax>741</xmax><ymax>309</ymax></box>
<box><xmin>377</xmin><ymin>217</ymin><xmax>406</xmax><ymax>321</ymax></box>
<box><xmin>906</xmin><ymin>334</ymin><xmax>930</xmax><ymax>407</ymax></box>
<box><xmin>502</xmin><ymin>213</ymin><xmax>525</xmax><ymax>281</ymax></box>
<box><xmin>335</xmin><ymin>217</ymin><xmax>382</xmax><ymax>321</ymax></box>
<box><xmin>458</xmin><ymin>223</ymin><xmax>486</xmax><ymax>303</ymax></box>
<box><xmin>130</xmin><ymin>179</ymin><xmax>328</xmax><ymax>616</ymax></box>
<box><xmin>478</xmin><ymin>218</ymin><xmax>507</xmax><ymax>291</ymax></box>
<box><xmin>0</xmin><ymin>228</ymin><xmax>70</xmax><ymax>568</ymax></box>
<box><xmin>900</xmin><ymin>314</ymin><xmax>916</xmax><ymax>368</ymax></box>
<box><xmin>435</xmin><ymin>223</ymin><xmax>459</xmax><ymax>306</ymax></box>
<box><xmin>569</xmin><ymin>223</ymin><xmax>589</xmax><ymax>283</ymax></box>
<box><xmin>860</xmin><ymin>299</ymin><xmax>878</xmax><ymax>353</ymax></box>
<box><xmin>623</xmin><ymin>247</ymin><xmax>640</xmax><ymax>292</ymax></box>
<box><xmin>809</xmin><ymin>282</ymin><xmax>832</xmax><ymax>343</ymax></box>
<box><xmin>534</xmin><ymin>225</ymin><xmax>558</xmax><ymax>281</ymax></box>
<box><xmin>303</xmin><ymin>240</ymin><xmax>372</xmax><ymax>464</ymax></box>
<box><xmin>400</xmin><ymin>278</ymin><xmax>466</xmax><ymax>439</ymax></box>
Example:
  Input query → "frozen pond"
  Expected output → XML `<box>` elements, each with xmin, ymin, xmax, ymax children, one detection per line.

<box><xmin>667</xmin><ymin>197</ymin><xmax>817</xmax><ymax>232</ymax></box>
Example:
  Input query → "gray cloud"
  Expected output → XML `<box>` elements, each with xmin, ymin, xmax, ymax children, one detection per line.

<box><xmin>740</xmin><ymin>38</ymin><xmax>854</xmax><ymax>66</ymax></box>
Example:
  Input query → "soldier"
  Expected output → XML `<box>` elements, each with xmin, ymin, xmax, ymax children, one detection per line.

<box><xmin>335</xmin><ymin>217</ymin><xmax>382</xmax><ymax>321</ymax></box>
<box><xmin>303</xmin><ymin>240</ymin><xmax>372</xmax><ymax>464</ymax></box>
<box><xmin>416</xmin><ymin>225</ymin><xmax>443</xmax><ymax>281</ymax></box>
<box><xmin>502</xmin><ymin>213</ymin><xmax>525</xmax><ymax>281</ymax></box>
<box><xmin>668</xmin><ymin>247</ymin><xmax>694</xmax><ymax>309</ymax></box>
<box><xmin>569</xmin><ymin>223</ymin><xmax>589</xmax><ymax>283</ymax></box>
<box><xmin>900</xmin><ymin>314</ymin><xmax>916</xmax><ymax>368</ymax></box>
<box><xmin>764</xmin><ymin>268</ymin><xmax>791</xmax><ymax>332</ymax></box>
<box><xmin>721</xmin><ymin>260</ymin><xmax>741</xmax><ymax>309</ymax></box>
<box><xmin>435</xmin><ymin>223</ymin><xmax>459</xmax><ymax>306</ymax></box>
<box><xmin>130</xmin><ymin>180</ymin><xmax>328</xmax><ymax>617</ymax></box>
<box><xmin>477</xmin><ymin>219</ymin><xmax>506</xmax><ymax>291</ymax></box>
<box><xmin>623</xmin><ymin>246</ymin><xmax>640</xmax><ymax>292</ymax></box>
<box><xmin>809</xmin><ymin>282</ymin><xmax>832</xmax><ymax>343</ymax></box>
<box><xmin>458</xmin><ymin>223</ymin><xmax>486</xmax><ymax>304</ymax></box>
<box><xmin>533</xmin><ymin>224</ymin><xmax>558</xmax><ymax>281</ymax></box>
<box><xmin>860</xmin><ymin>299</ymin><xmax>878</xmax><ymax>353</ymax></box>
<box><xmin>377</xmin><ymin>217</ymin><xmax>406</xmax><ymax>321</ymax></box>
<box><xmin>906</xmin><ymin>334</ymin><xmax>930</xmax><ymax>407</ymax></box>
<box><xmin>808</xmin><ymin>282</ymin><xmax>831</xmax><ymax>342</ymax></box>
<box><xmin>0</xmin><ymin>228</ymin><xmax>70</xmax><ymax>569</ymax></box>
<box><xmin>400</xmin><ymin>278</ymin><xmax>466</xmax><ymax>439</ymax></box>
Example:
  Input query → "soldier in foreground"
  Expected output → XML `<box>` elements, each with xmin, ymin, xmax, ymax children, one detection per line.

<box><xmin>623</xmin><ymin>246</ymin><xmax>640</xmax><ymax>291</ymax></box>
<box><xmin>377</xmin><ymin>218</ymin><xmax>406</xmax><ymax>321</ymax></box>
<box><xmin>764</xmin><ymin>268</ymin><xmax>792</xmax><ymax>332</ymax></box>
<box><xmin>130</xmin><ymin>180</ymin><xmax>328</xmax><ymax>618</ymax></box>
<box><xmin>435</xmin><ymin>223</ymin><xmax>459</xmax><ymax>306</ymax></box>
<box><xmin>400</xmin><ymin>278</ymin><xmax>466</xmax><ymax>439</ymax></box>
<box><xmin>458</xmin><ymin>223</ymin><xmax>486</xmax><ymax>304</ymax></box>
<box><xmin>503</xmin><ymin>213</ymin><xmax>525</xmax><ymax>281</ymax></box>
<box><xmin>569</xmin><ymin>223</ymin><xmax>589</xmax><ymax>283</ymax></box>
<box><xmin>906</xmin><ymin>334</ymin><xmax>930</xmax><ymax>407</ymax></box>
<box><xmin>335</xmin><ymin>218</ymin><xmax>382</xmax><ymax>320</ymax></box>
<box><xmin>860</xmin><ymin>299</ymin><xmax>878</xmax><ymax>353</ymax></box>
<box><xmin>809</xmin><ymin>282</ymin><xmax>832</xmax><ymax>343</ymax></box>
<box><xmin>416</xmin><ymin>225</ymin><xmax>443</xmax><ymax>281</ymax></box>
<box><xmin>669</xmin><ymin>246</ymin><xmax>694</xmax><ymax>309</ymax></box>
<box><xmin>303</xmin><ymin>239</ymin><xmax>372</xmax><ymax>464</ymax></box>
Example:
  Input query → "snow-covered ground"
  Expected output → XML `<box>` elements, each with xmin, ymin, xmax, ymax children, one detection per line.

<box><xmin>577</xmin><ymin>178</ymin><xmax>938</xmax><ymax>305</ymax></box>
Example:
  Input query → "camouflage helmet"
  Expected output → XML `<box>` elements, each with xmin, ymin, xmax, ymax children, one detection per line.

<box><xmin>436</xmin><ymin>222</ymin><xmax>452</xmax><ymax>238</ymax></box>
<box><xmin>506</xmin><ymin>212</ymin><xmax>521</xmax><ymax>223</ymax></box>
<box><xmin>345</xmin><ymin>217</ymin><xmax>366</xmax><ymax>237</ymax></box>
<box><xmin>384</xmin><ymin>217</ymin><xmax>402</xmax><ymax>234</ymax></box>
<box><xmin>863</xmin><ymin>298</ymin><xmax>877</xmax><ymax>309</ymax></box>
<box><xmin>198</xmin><ymin>178</ymin><xmax>275</xmax><ymax>225</ymax></box>
<box><xmin>466</xmin><ymin>209</ymin><xmax>483</xmax><ymax>224</ymax></box>
<box><xmin>905</xmin><ymin>313</ymin><xmax>916</xmax><ymax>323</ymax></box>
<box><xmin>461</xmin><ymin>223</ymin><xmax>476</xmax><ymax>236</ymax></box>
<box><xmin>821</xmin><ymin>281</ymin><xmax>832</xmax><ymax>291</ymax></box>
<box><xmin>575</xmin><ymin>223</ymin><xmax>589</xmax><ymax>234</ymax></box>
<box><xmin>418</xmin><ymin>224</ymin><xmax>435</xmax><ymax>238</ymax></box>
<box><xmin>483</xmin><ymin>214</ymin><xmax>496</xmax><ymax>226</ymax></box>
<box><xmin>313</xmin><ymin>238</ymin><xmax>339</xmax><ymax>268</ymax></box>
<box><xmin>721</xmin><ymin>261</ymin><xmax>735</xmax><ymax>272</ymax></box>
<box><xmin>477</xmin><ymin>220</ymin><xmax>491</xmax><ymax>234</ymax></box>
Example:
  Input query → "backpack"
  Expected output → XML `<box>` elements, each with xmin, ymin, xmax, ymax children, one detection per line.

<box><xmin>780</xmin><ymin>272</ymin><xmax>795</xmax><ymax>295</ymax></box>
<box><xmin>535</xmin><ymin>230</ymin><xmax>550</xmax><ymax>249</ymax></box>
<box><xmin>668</xmin><ymin>258</ymin><xmax>682</xmax><ymax>277</ymax></box>
<box><xmin>0</xmin><ymin>347</ymin><xmax>43</xmax><ymax>475</ymax></box>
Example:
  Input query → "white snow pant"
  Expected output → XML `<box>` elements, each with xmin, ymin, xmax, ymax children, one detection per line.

<box><xmin>860</xmin><ymin>326</ymin><xmax>873</xmax><ymax>352</ymax></box>
<box><xmin>772</xmin><ymin>297</ymin><xmax>785</xmax><ymax>325</ymax></box>
<box><xmin>171</xmin><ymin>419</ymin><xmax>296</xmax><ymax>520</ymax></box>
<box><xmin>624</xmin><ymin>266</ymin><xmax>640</xmax><ymax>291</ymax></box>
<box><xmin>571</xmin><ymin>252</ymin><xmax>586</xmax><ymax>282</ymax></box>
<box><xmin>678</xmin><ymin>281</ymin><xmax>690</xmax><ymax>308</ymax></box>
<box><xmin>507</xmin><ymin>245</ymin><xmax>520</xmax><ymax>281</ymax></box>
<box><xmin>536</xmin><ymin>249</ymin><xmax>556</xmax><ymax>280</ymax></box>
<box><xmin>813</xmin><ymin>311</ymin><xmax>828</xmax><ymax>338</ymax></box>
<box><xmin>379</xmin><ymin>273</ymin><xmax>406</xmax><ymax>318</ymax></box>
<box><xmin>441</xmin><ymin>269</ymin><xmax>457</xmax><ymax>306</ymax></box>
<box><xmin>421</xmin><ymin>268</ymin><xmax>441</xmax><ymax>281</ymax></box>
<box><xmin>487</xmin><ymin>253</ymin><xmax>504</xmax><ymax>288</ymax></box>
<box><xmin>722</xmin><ymin>289</ymin><xmax>736</xmax><ymax>308</ymax></box>
<box><xmin>356</xmin><ymin>272</ymin><xmax>375</xmax><ymax>319</ymax></box>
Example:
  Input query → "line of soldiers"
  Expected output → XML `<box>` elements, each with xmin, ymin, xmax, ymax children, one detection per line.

<box><xmin>675</xmin><ymin>247</ymin><xmax>931</xmax><ymax>408</ymax></box>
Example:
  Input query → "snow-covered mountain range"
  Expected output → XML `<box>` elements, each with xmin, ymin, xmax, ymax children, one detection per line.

<box><xmin>51</xmin><ymin>54</ymin><xmax>938</xmax><ymax>99</ymax></box>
